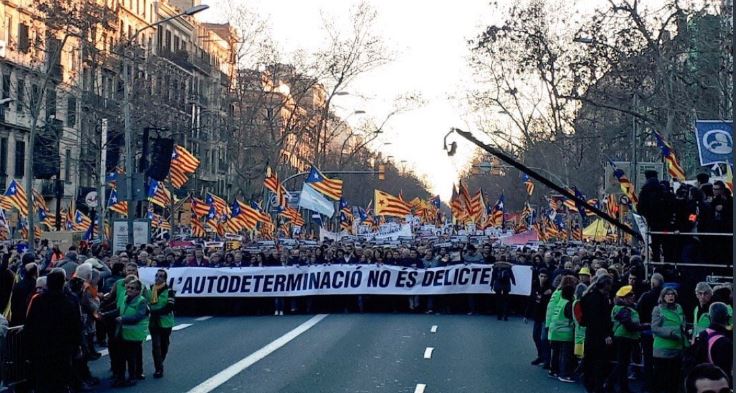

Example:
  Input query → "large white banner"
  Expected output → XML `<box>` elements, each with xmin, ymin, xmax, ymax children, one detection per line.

<box><xmin>139</xmin><ymin>264</ymin><xmax>532</xmax><ymax>298</ymax></box>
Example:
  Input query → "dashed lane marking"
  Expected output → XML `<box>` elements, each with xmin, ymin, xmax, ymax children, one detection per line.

<box><xmin>430</xmin><ymin>325</ymin><xmax>437</xmax><ymax>333</ymax></box>
<box><xmin>414</xmin><ymin>383</ymin><xmax>427</xmax><ymax>393</ymax></box>
<box><xmin>423</xmin><ymin>347</ymin><xmax>434</xmax><ymax>359</ymax></box>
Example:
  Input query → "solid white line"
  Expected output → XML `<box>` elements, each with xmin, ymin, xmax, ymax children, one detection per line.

<box><xmin>423</xmin><ymin>347</ymin><xmax>434</xmax><ymax>359</ymax></box>
<box><xmin>186</xmin><ymin>314</ymin><xmax>329</xmax><ymax>393</ymax></box>
<box><xmin>430</xmin><ymin>325</ymin><xmax>438</xmax><ymax>333</ymax></box>
<box><xmin>194</xmin><ymin>316</ymin><xmax>213</xmax><ymax>321</ymax></box>
<box><xmin>101</xmin><ymin>323</ymin><xmax>194</xmax><ymax>357</ymax></box>
<box><xmin>414</xmin><ymin>383</ymin><xmax>427</xmax><ymax>393</ymax></box>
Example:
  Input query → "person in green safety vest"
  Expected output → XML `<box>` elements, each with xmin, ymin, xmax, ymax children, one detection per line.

<box><xmin>693</xmin><ymin>282</ymin><xmax>714</xmax><ymax>341</ymax></box>
<box><xmin>113</xmin><ymin>278</ymin><xmax>150</xmax><ymax>388</ymax></box>
<box><xmin>606</xmin><ymin>285</ymin><xmax>649</xmax><ymax>393</ymax></box>
<box><xmin>146</xmin><ymin>269</ymin><xmax>176</xmax><ymax>379</ymax></box>
<box><xmin>652</xmin><ymin>287</ymin><xmax>687</xmax><ymax>393</ymax></box>
<box><xmin>548</xmin><ymin>283</ymin><xmax>577</xmax><ymax>383</ymax></box>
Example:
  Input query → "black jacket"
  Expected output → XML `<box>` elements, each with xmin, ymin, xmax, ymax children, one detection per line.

<box><xmin>9</xmin><ymin>276</ymin><xmax>36</xmax><ymax>326</ymax></box>
<box><xmin>490</xmin><ymin>262</ymin><xmax>516</xmax><ymax>293</ymax></box>
<box><xmin>24</xmin><ymin>290</ymin><xmax>82</xmax><ymax>362</ymax></box>
<box><xmin>581</xmin><ymin>289</ymin><xmax>612</xmax><ymax>345</ymax></box>
<box><xmin>699</xmin><ymin>324</ymin><xmax>732</xmax><ymax>374</ymax></box>
<box><xmin>637</xmin><ymin>178</ymin><xmax>670</xmax><ymax>230</ymax></box>
<box><xmin>526</xmin><ymin>282</ymin><xmax>553</xmax><ymax>322</ymax></box>
<box><xmin>637</xmin><ymin>285</ymin><xmax>662</xmax><ymax>324</ymax></box>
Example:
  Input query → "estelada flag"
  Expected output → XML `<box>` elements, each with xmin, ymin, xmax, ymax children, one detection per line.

<box><xmin>374</xmin><ymin>189</ymin><xmax>411</xmax><ymax>218</ymax></box>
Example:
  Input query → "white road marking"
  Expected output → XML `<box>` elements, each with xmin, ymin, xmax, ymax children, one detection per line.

<box><xmin>194</xmin><ymin>316</ymin><xmax>213</xmax><ymax>321</ymax></box>
<box><xmin>173</xmin><ymin>323</ymin><xmax>193</xmax><ymax>331</ymax></box>
<box><xmin>423</xmin><ymin>347</ymin><xmax>434</xmax><ymax>359</ymax></box>
<box><xmin>186</xmin><ymin>314</ymin><xmax>329</xmax><ymax>393</ymax></box>
<box><xmin>100</xmin><ymin>323</ymin><xmax>193</xmax><ymax>357</ymax></box>
<box><xmin>414</xmin><ymin>383</ymin><xmax>427</xmax><ymax>393</ymax></box>
<box><xmin>430</xmin><ymin>325</ymin><xmax>438</xmax><ymax>333</ymax></box>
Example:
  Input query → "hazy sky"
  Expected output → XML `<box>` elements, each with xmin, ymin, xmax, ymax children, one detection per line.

<box><xmin>201</xmin><ymin>0</ymin><xmax>498</xmax><ymax>201</ymax></box>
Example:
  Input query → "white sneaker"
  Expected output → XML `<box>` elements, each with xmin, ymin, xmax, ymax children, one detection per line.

<box><xmin>279</xmin><ymin>311</ymin><xmax>284</xmax><ymax>316</ymax></box>
<box><xmin>274</xmin><ymin>311</ymin><xmax>279</xmax><ymax>316</ymax></box>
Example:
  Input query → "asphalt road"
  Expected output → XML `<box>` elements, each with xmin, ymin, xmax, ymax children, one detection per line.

<box><xmin>89</xmin><ymin>314</ymin><xmax>585</xmax><ymax>393</ymax></box>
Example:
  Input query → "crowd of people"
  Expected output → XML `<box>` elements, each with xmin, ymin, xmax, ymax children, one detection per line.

<box><xmin>526</xmin><ymin>252</ymin><xmax>733</xmax><ymax>393</ymax></box>
<box><xmin>0</xmin><ymin>171</ymin><xmax>730</xmax><ymax>392</ymax></box>
<box><xmin>638</xmin><ymin>171</ymin><xmax>732</xmax><ymax>264</ymax></box>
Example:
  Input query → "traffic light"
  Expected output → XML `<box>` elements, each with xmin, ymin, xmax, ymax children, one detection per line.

<box><xmin>378</xmin><ymin>163</ymin><xmax>385</xmax><ymax>180</ymax></box>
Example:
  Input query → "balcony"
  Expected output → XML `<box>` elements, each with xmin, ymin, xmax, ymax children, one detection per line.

<box><xmin>159</xmin><ymin>49</ymin><xmax>194</xmax><ymax>72</ymax></box>
<box><xmin>48</xmin><ymin>63</ymin><xmax>64</xmax><ymax>82</ymax></box>
<box><xmin>191</xmin><ymin>55</ymin><xmax>212</xmax><ymax>74</ymax></box>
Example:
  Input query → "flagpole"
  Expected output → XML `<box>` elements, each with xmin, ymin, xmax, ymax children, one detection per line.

<box><xmin>449</xmin><ymin>128</ymin><xmax>641</xmax><ymax>240</ymax></box>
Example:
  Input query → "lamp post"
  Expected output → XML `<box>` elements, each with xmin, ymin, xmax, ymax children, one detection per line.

<box><xmin>123</xmin><ymin>4</ymin><xmax>208</xmax><ymax>244</ymax></box>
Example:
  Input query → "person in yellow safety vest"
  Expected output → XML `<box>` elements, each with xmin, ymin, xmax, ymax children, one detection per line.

<box><xmin>146</xmin><ymin>269</ymin><xmax>176</xmax><ymax>379</ymax></box>
<box><xmin>606</xmin><ymin>285</ymin><xmax>649</xmax><ymax>393</ymax></box>
<box><xmin>113</xmin><ymin>278</ymin><xmax>149</xmax><ymax>388</ymax></box>
<box><xmin>548</xmin><ymin>284</ymin><xmax>577</xmax><ymax>383</ymax></box>
<box><xmin>692</xmin><ymin>282</ymin><xmax>713</xmax><ymax>341</ymax></box>
<box><xmin>573</xmin><ymin>283</ymin><xmax>587</xmax><ymax>360</ymax></box>
<box><xmin>652</xmin><ymin>287</ymin><xmax>687</xmax><ymax>393</ymax></box>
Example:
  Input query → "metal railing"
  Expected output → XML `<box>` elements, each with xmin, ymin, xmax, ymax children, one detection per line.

<box><xmin>1</xmin><ymin>326</ymin><xmax>29</xmax><ymax>388</ymax></box>
<box><xmin>643</xmin><ymin>230</ymin><xmax>734</xmax><ymax>278</ymax></box>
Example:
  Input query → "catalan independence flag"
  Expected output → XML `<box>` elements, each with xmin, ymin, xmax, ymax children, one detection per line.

<box><xmin>522</xmin><ymin>174</ymin><xmax>534</xmax><ymax>196</ymax></box>
<box><xmin>190</xmin><ymin>214</ymin><xmax>206</xmax><ymax>238</ymax></box>
<box><xmin>107</xmin><ymin>188</ymin><xmax>128</xmax><ymax>216</ymax></box>
<box><xmin>191</xmin><ymin>197</ymin><xmax>211</xmax><ymax>218</ymax></box>
<box><xmin>231</xmin><ymin>200</ymin><xmax>258</xmax><ymax>230</ymax></box>
<box><xmin>169</xmin><ymin>145</ymin><xmax>200</xmax><ymax>189</ymax></box>
<box><xmin>74</xmin><ymin>210</ymin><xmax>92</xmax><ymax>232</ymax></box>
<box><xmin>608</xmin><ymin>161</ymin><xmax>638</xmax><ymax>209</ymax></box>
<box><xmin>206</xmin><ymin>192</ymin><xmax>230</xmax><ymax>216</ymax></box>
<box><xmin>374</xmin><ymin>189</ymin><xmax>411</xmax><ymax>218</ymax></box>
<box><xmin>305</xmin><ymin>166</ymin><xmax>342</xmax><ymax>200</ymax></box>
<box><xmin>653</xmin><ymin>131</ymin><xmax>686</xmax><ymax>181</ymax></box>
<box><xmin>4</xmin><ymin>179</ymin><xmax>29</xmax><ymax>216</ymax></box>
<box><xmin>263</xmin><ymin>167</ymin><xmax>289</xmax><ymax>209</ymax></box>
<box><xmin>147</xmin><ymin>179</ymin><xmax>171</xmax><ymax>208</ymax></box>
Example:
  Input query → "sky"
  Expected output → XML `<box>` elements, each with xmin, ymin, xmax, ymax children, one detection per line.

<box><xmin>201</xmin><ymin>0</ymin><xmax>497</xmax><ymax>201</ymax></box>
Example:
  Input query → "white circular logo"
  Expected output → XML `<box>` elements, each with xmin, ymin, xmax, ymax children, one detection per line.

<box><xmin>703</xmin><ymin>129</ymin><xmax>733</xmax><ymax>155</ymax></box>
<box><xmin>85</xmin><ymin>191</ymin><xmax>98</xmax><ymax>208</ymax></box>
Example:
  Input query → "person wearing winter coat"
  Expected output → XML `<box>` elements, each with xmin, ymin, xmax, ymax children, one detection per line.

<box><xmin>651</xmin><ymin>287</ymin><xmax>687</xmax><ymax>393</ymax></box>
<box><xmin>606</xmin><ymin>285</ymin><xmax>649</xmax><ymax>393</ymax></box>
<box><xmin>490</xmin><ymin>260</ymin><xmax>516</xmax><ymax>320</ymax></box>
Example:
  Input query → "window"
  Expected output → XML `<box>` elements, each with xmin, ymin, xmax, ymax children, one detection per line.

<box><xmin>4</xmin><ymin>16</ymin><xmax>12</xmax><ymax>42</ymax></box>
<box><xmin>0</xmin><ymin>138</ymin><xmax>7</xmax><ymax>175</ymax></box>
<box><xmin>46</xmin><ymin>88</ymin><xmax>56</xmax><ymax>117</ymax></box>
<box><xmin>64</xmin><ymin>148</ymin><xmax>71</xmax><ymax>181</ymax></box>
<box><xmin>2</xmin><ymin>73</ymin><xmax>9</xmax><ymax>100</ymax></box>
<box><xmin>174</xmin><ymin>36</ymin><xmax>180</xmax><ymax>53</ymax></box>
<box><xmin>14</xmin><ymin>140</ymin><xmax>25</xmax><ymax>177</ymax></box>
<box><xmin>16</xmin><ymin>78</ymin><xmax>24</xmax><ymax>112</ymax></box>
<box><xmin>66</xmin><ymin>96</ymin><xmax>76</xmax><ymax>126</ymax></box>
<box><xmin>165</xmin><ymin>30</ymin><xmax>172</xmax><ymax>52</ymax></box>
<box><xmin>17</xmin><ymin>23</ymin><xmax>29</xmax><ymax>53</ymax></box>
<box><xmin>30</xmin><ymin>84</ymin><xmax>39</xmax><ymax>114</ymax></box>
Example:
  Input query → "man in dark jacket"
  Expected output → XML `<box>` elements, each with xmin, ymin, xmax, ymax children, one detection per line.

<box><xmin>24</xmin><ymin>269</ymin><xmax>82</xmax><ymax>393</ymax></box>
<box><xmin>637</xmin><ymin>170</ymin><xmax>671</xmax><ymax>262</ymax></box>
<box><xmin>637</xmin><ymin>272</ymin><xmax>664</xmax><ymax>392</ymax></box>
<box><xmin>581</xmin><ymin>274</ymin><xmax>613</xmax><ymax>393</ymax></box>
<box><xmin>9</xmin><ymin>258</ymin><xmax>38</xmax><ymax>326</ymax></box>
<box><xmin>525</xmin><ymin>268</ymin><xmax>552</xmax><ymax>366</ymax></box>
<box><xmin>491</xmin><ymin>260</ymin><xmax>516</xmax><ymax>321</ymax></box>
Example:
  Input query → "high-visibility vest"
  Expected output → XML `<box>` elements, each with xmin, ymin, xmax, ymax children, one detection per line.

<box><xmin>612</xmin><ymin>305</ymin><xmax>641</xmax><ymax>340</ymax></box>
<box><xmin>545</xmin><ymin>288</ymin><xmax>561</xmax><ymax>330</ymax></box>
<box><xmin>693</xmin><ymin>305</ymin><xmax>711</xmax><ymax>338</ymax></box>
<box><xmin>120</xmin><ymin>295</ymin><xmax>149</xmax><ymax>342</ymax></box>
<box><xmin>549</xmin><ymin>299</ymin><xmax>574</xmax><ymax>342</ymax></box>
<box><xmin>653</xmin><ymin>305</ymin><xmax>685</xmax><ymax>351</ymax></box>
<box><xmin>147</xmin><ymin>286</ymin><xmax>175</xmax><ymax>329</ymax></box>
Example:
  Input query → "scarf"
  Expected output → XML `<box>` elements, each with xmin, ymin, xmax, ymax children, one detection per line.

<box><xmin>150</xmin><ymin>283</ymin><xmax>166</xmax><ymax>304</ymax></box>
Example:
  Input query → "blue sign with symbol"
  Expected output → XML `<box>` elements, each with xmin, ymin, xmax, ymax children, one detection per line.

<box><xmin>695</xmin><ymin>120</ymin><xmax>733</xmax><ymax>165</ymax></box>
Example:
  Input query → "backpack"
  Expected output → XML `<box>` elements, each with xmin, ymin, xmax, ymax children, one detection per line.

<box><xmin>573</xmin><ymin>300</ymin><xmax>585</xmax><ymax>326</ymax></box>
<box><xmin>682</xmin><ymin>329</ymin><xmax>724</xmax><ymax>376</ymax></box>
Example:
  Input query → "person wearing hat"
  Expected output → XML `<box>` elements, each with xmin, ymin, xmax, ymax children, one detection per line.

<box><xmin>606</xmin><ymin>285</ymin><xmax>649</xmax><ymax>393</ymax></box>
<box><xmin>652</xmin><ymin>287</ymin><xmax>687</xmax><ymax>393</ymax></box>
<box><xmin>577</xmin><ymin>266</ymin><xmax>591</xmax><ymax>286</ymax></box>
<box><xmin>694</xmin><ymin>302</ymin><xmax>732</xmax><ymax>375</ymax></box>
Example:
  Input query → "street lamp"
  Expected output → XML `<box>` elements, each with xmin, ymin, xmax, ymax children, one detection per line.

<box><xmin>123</xmin><ymin>4</ymin><xmax>209</xmax><ymax>244</ymax></box>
